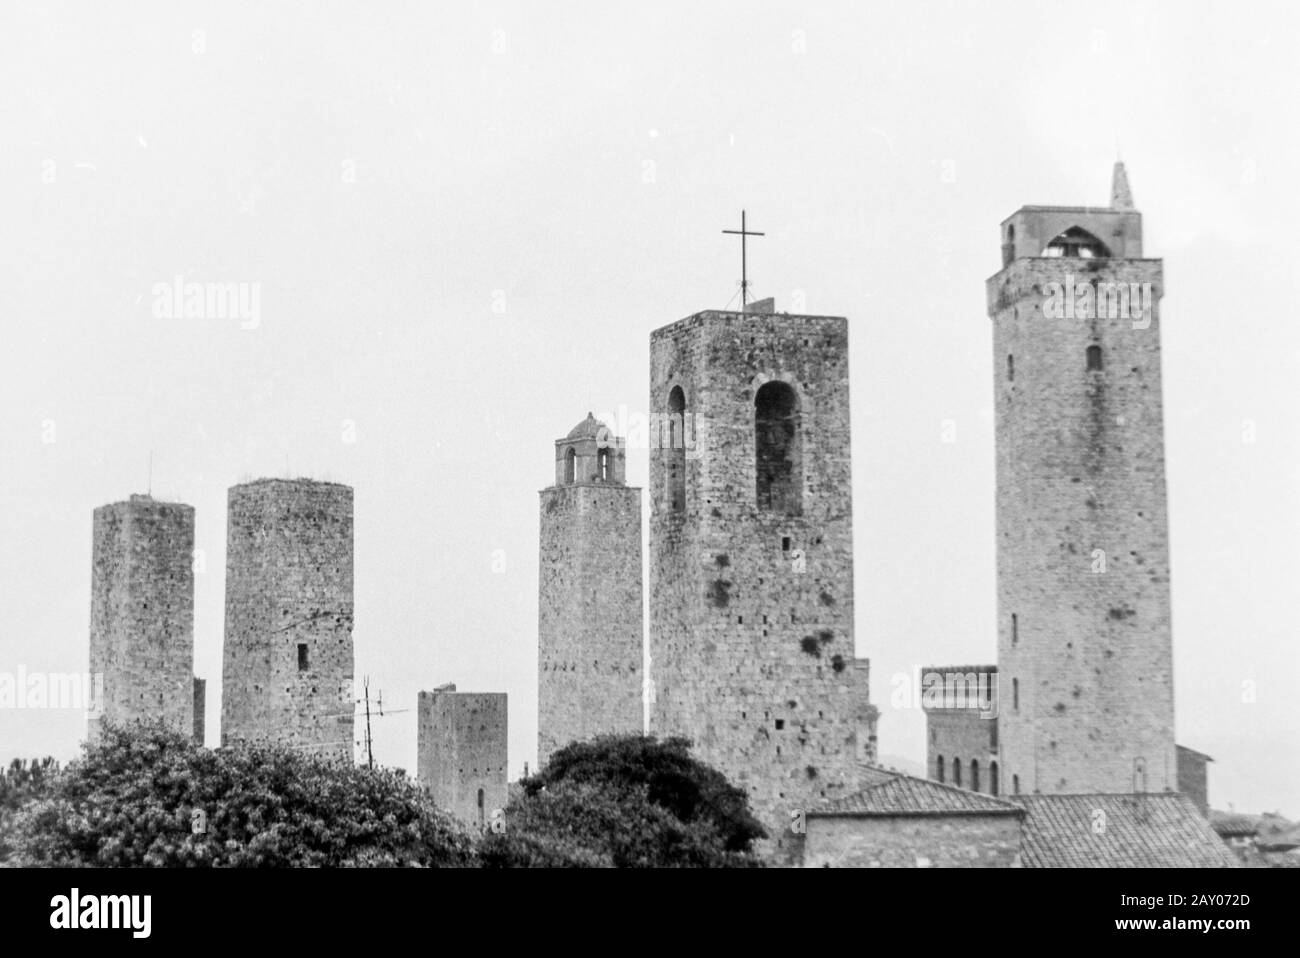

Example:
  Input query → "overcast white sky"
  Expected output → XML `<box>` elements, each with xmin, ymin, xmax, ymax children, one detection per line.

<box><xmin>1</xmin><ymin>0</ymin><xmax>1296</xmax><ymax>815</ymax></box>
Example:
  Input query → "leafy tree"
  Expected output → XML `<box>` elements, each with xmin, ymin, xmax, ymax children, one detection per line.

<box><xmin>477</xmin><ymin>735</ymin><xmax>765</xmax><ymax>867</ymax></box>
<box><xmin>12</xmin><ymin>722</ymin><xmax>472</xmax><ymax>867</ymax></box>
<box><xmin>0</xmin><ymin>757</ymin><xmax>60</xmax><ymax>865</ymax></box>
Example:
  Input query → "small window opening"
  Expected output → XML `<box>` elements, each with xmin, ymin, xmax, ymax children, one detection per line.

<box><xmin>1086</xmin><ymin>344</ymin><xmax>1103</xmax><ymax>371</ymax></box>
<box><xmin>297</xmin><ymin>643</ymin><xmax>309</xmax><ymax>671</ymax></box>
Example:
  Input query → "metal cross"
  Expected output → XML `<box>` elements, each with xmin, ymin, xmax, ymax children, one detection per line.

<box><xmin>723</xmin><ymin>209</ymin><xmax>765</xmax><ymax>310</ymax></box>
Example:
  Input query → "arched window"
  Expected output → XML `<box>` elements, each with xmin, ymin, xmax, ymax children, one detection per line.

<box><xmin>1011</xmin><ymin>612</ymin><xmax>1018</xmax><ymax>646</ymax></box>
<box><xmin>953</xmin><ymin>758</ymin><xmax>962</xmax><ymax>788</ymax></box>
<box><xmin>971</xmin><ymin>760</ymin><xmax>981</xmax><ymax>793</ymax></box>
<box><xmin>1086</xmin><ymin>344</ymin><xmax>1103</xmax><ymax>371</ymax></box>
<box><xmin>990</xmin><ymin>761</ymin><xmax>999</xmax><ymax>796</ymax></box>
<box><xmin>1012</xmin><ymin>774</ymin><xmax>1019</xmax><ymax>795</ymax></box>
<box><xmin>755</xmin><ymin>381</ymin><xmax>802</xmax><ymax>515</ymax></box>
<box><xmin>936</xmin><ymin>755</ymin><xmax>945</xmax><ymax>783</ymax></box>
<box><xmin>1012</xmin><ymin>678</ymin><xmax>1019</xmax><ymax>711</ymax></box>
<box><xmin>666</xmin><ymin>386</ymin><xmax>686</xmax><ymax>511</ymax></box>
<box><xmin>477</xmin><ymin>787</ymin><xmax>485</xmax><ymax>828</ymax></box>
<box><xmin>564</xmin><ymin>447</ymin><xmax>577</xmax><ymax>484</ymax></box>
<box><xmin>597</xmin><ymin>447</ymin><xmax>610</xmax><ymax>482</ymax></box>
<box><xmin>1042</xmin><ymin>226</ymin><xmax>1110</xmax><ymax>259</ymax></box>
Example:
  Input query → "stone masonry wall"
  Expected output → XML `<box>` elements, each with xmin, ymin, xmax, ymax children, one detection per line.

<box><xmin>221</xmin><ymin>479</ymin><xmax>354</xmax><ymax>761</ymax></box>
<box><xmin>538</xmin><ymin>481</ymin><xmax>643</xmax><ymax>766</ymax></box>
<box><xmin>88</xmin><ymin>495</ymin><xmax>195</xmax><ymax>742</ymax></box>
<box><xmin>989</xmin><ymin>254</ymin><xmax>1175</xmax><ymax>794</ymax></box>
<box><xmin>417</xmin><ymin>689</ymin><xmax>508</xmax><ymax>827</ymax></box>
<box><xmin>649</xmin><ymin>309</ymin><xmax>877</xmax><ymax>850</ymax></box>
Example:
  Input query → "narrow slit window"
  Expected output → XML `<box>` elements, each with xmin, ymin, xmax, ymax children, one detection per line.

<box><xmin>297</xmin><ymin>643</ymin><xmax>309</xmax><ymax>671</ymax></box>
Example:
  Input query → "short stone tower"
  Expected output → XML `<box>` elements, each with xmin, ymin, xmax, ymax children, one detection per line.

<box><xmin>537</xmin><ymin>413</ymin><xmax>644</xmax><ymax>767</ymax></box>
<box><xmin>88</xmin><ymin>494</ymin><xmax>195</xmax><ymax>741</ymax></box>
<box><xmin>221</xmin><ymin>478</ymin><xmax>354</xmax><ymax>761</ymax></box>
<box><xmin>648</xmin><ymin>301</ymin><xmax>877</xmax><ymax>845</ymax></box>
<box><xmin>986</xmin><ymin>163</ymin><xmax>1175</xmax><ymax>794</ymax></box>
<box><xmin>417</xmin><ymin>685</ymin><xmax>508</xmax><ymax>828</ymax></box>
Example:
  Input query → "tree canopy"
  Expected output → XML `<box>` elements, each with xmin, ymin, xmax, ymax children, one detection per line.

<box><xmin>9</xmin><ymin>722</ymin><xmax>472</xmax><ymax>867</ymax></box>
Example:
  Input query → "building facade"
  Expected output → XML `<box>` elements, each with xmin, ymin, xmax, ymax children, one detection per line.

<box><xmin>417</xmin><ymin>685</ymin><xmax>508</xmax><ymax>828</ymax></box>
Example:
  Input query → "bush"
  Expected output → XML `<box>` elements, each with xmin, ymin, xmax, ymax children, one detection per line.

<box><xmin>12</xmin><ymin>722</ymin><xmax>472</xmax><ymax>867</ymax></box>
<box><xmin>477</xmin><ymin>735</ymin><xmax>765</xmax><ymax>867</ymax></box>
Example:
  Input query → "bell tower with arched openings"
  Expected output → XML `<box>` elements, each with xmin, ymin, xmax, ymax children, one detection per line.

<box><xmin>987</xmin><ymin>163</ymin><xmax>1175</xmax><ymax>795</ymax></box>
<box><xmin>648</xmin><ymin>299</ymin><xmax>877</xmax><ymax>849</ymax></box>
<box><xmin>537</xmin><ymin>413</ymin><xmax>643</xmax><ymax>768</ymax></box>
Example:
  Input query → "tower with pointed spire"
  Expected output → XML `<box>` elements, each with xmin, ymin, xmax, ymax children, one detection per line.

<box><xmin>985</xmin><ymin>164</ymin><xmax>1175</xmax><ymax>795</ymax></box>
<box><xmin>536</xmin><ymin>413</ymin><xmax>644</xmax><ymax>767</ymax></box>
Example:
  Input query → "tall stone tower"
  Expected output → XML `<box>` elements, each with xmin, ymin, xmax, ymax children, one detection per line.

<box><xmin>649</xmin><ymin>300</ymin><xmax>877</xmax><ymax>842</ymax></box>
<box><xmin>987</xmin><ymin>163</ymin><xmax>1175</xmax><ymax>794</ymax></box>
<box><xmin>417</xmin><ymin>684</ymin><xmax>508</xmax><ymax>828</ymax></box>
<box><xmin>537</xmin><ymin>413</ymin><xmax>643</xmax><ymax>767</ymax></box>
<box><xmin>221</xmin><ymin>479</ymin><xmax>354</xmax><ymax>760</ymax></box>
<box><xmin>88</xmin><ymin>494</ymin><xmax>195</xmax><ymax>741</ymax></box>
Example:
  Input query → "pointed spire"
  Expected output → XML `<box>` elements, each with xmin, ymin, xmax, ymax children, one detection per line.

<box><xmin>1111</xmin><ymin>161</ymin><xmax>1134</xmax><ymax>210</ymax></box>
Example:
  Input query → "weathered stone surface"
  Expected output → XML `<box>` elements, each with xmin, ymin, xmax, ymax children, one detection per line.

<box><xmin>538</xmin><ymin>415</ymin><xmax>643</xmax><ymax>766</ymax></box>
<box><xmin>89</xmin><ymin>494</ymin><xmax>195</xmax><ymax>741</ymax></box>
<box><xmin>989</xmin><ymin>204</ymin><xmax>1175</xmax><ymax>795</ymax></box>
<box><xmin>648</xmin><ymin>309</ymin><xmax>877</xmax><ymax>850</ymax></box>
<box><xmin>221</xmin><ymin>478</ymin><xmax>354</xmax><ymax>761</ymax></box>
<box><xmin>417</xmin><ymin>687</ymin><xmax>507</xmax><ymax>828</ymax></box>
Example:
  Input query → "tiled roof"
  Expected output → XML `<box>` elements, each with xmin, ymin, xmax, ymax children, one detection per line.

<box><xmin>1209</xmin><ymin>810</ymin><xmax>1260</xmax><ymax>837</ymax></box>
<box><xmin>810</xmin><ymin>767</ymin><xmax>1023</xmax><ymax>817</ymax></box>
<box><xmin>1012</xmin><ymin>793</ymin><xmax>1241</xmax><ymax>868</ymax></box>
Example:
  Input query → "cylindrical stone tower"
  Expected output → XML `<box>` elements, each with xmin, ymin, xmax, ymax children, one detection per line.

<box><xmin>221</xmin><ymin>478</ymin><xmax>354</xmax><ymax>761</ymax></box>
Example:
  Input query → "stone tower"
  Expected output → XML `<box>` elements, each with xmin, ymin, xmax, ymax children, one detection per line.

<box><xmin>88</xmin><ymin>494</ymin><xmax>195</xmax><ymax>741</ymax></box>
<box><xmin>537</xmin><ymin>413</ymin><xmax>643</xmax><ymax>767</ymax></box>
<box><xmin>221</xmin><ymin>479</ymin><xmax>354</xmax><ymax>760</ymax></box>
<box><xmin>417</xmin><ymin>684</ymin><xmax>508</xmax><ymax>828</ymax></box>
<box><xmin>987</xmin><ymin>163</ymin><xmax>1175</xmax><ymax>795</ymax></box>
<box><xmin>648</xmin><ymin>300</ymin><xmax>877</xmax><ymax>843</ymax></box>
